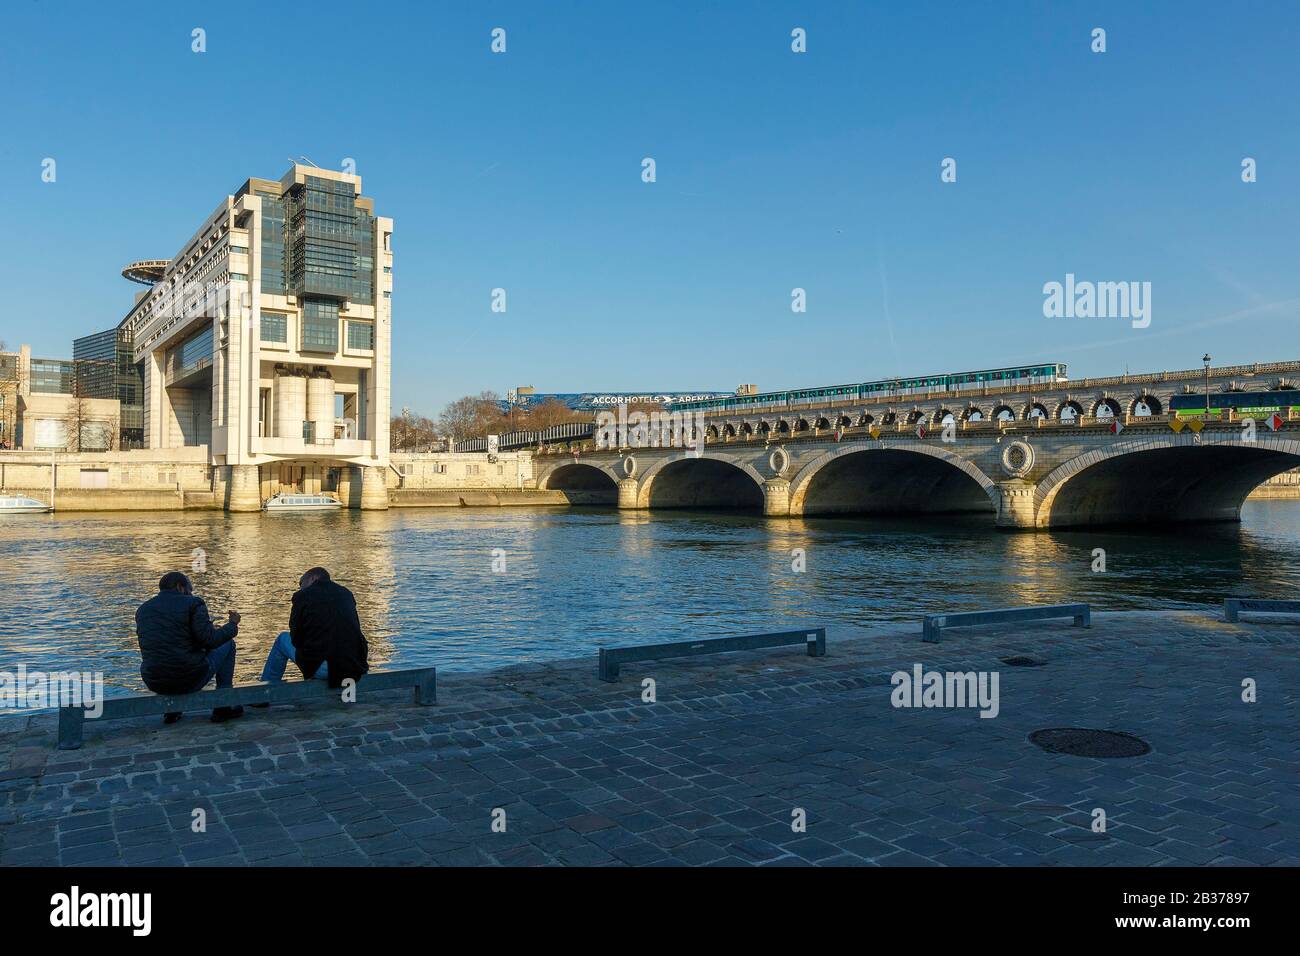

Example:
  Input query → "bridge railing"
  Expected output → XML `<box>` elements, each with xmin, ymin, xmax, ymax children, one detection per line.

<box><xmin>456</xmin><ymin>422</ymin><xmax>596</xmax><ymax>453</ymax></box>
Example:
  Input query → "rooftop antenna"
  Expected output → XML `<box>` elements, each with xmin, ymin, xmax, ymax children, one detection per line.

<box><xmin>298</xmin><ymin>155</ymin><xmax>321</xmax><ymax>168</ymax></box>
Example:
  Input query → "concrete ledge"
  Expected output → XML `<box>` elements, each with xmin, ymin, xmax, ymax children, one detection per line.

<box><xmin>922</xmin><ymin>603</ymin><xmax>1090</xmax><ymax>643</ymax></box>
<box><xmin>390</xmin><ymin>488</ymin><xmax>572</xmax><ymax>508</ymax></box>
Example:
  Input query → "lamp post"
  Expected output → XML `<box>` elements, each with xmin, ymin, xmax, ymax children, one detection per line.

<box><xmin>1202</xmin><ymin>354</ymin><xmax>1212</xmax><ymax>415</ymax></box>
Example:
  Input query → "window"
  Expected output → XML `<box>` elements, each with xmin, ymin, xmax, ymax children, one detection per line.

<box><xmin>301</xmin><ymin>299</ymin><xmax>339</xmax><ymax>352</ymax></box>
<box><xmin>347</xmin><ymin>321</ymin><xmax>374</xmax><ymax>350</ymax></box>
<box><xmin>229</xmin><ymin>245</ymin><xmax>249</xmax><ymax>254</ymax></box>
<box><xmin>383</xmin><ymin>290</ymin><xmax>391</xmax><ymax>299</ymax></box>
<box><xmin>261</xmin><ymin>313</ymin><xmax>288</xmax><ymax>343</ymax></box>
<box><xmin>229</xmin><ymin>273</ymin><xmax>248</xmax><ymax>282</ymax></box>
<box><xmin>383</xmin><ymin>266</ymin><xmax>392</xmax><ymax>274</ymax></box>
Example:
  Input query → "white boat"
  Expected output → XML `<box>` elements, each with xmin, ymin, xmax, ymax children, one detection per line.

<box><xmin>263</xmin><ymin>492</ymin><xmax>343</xmax><ymax>513</ymax></box>
<box><xmin>0</xmin><ymin>495</ymin><xmax>52</xmax><ymax>514</ymax></box>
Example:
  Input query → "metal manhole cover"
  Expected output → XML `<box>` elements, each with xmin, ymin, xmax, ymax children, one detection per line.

<box><xmin>1029</xmin><ymin>728</ymin><xmax>1151</xmax><ymax>758</ymax></box>
<box><xmin>1001</xmin><ymin>656</ymin><xmax>1045</xmax><ymax>667</ymax></box>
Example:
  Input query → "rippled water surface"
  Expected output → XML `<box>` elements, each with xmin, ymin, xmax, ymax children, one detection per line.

<box><xmin>1</xmin><ymin>501</ymin><xmax>1298</xmax><ymax>696</ymax></box>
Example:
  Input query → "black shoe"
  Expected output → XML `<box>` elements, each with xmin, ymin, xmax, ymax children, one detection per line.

<box><xmin>163</xmin><ymin>712</ymin><xmax>183</xmax><ymax>725</ymax></box>
<box><xmin>210</xmin><ymin>705</ymin><xmax>244</xmax><ymax>723</ymax></box>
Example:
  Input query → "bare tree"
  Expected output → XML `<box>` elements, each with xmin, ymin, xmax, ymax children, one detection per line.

<box><xmin>517</xmin><ymin>398</ymin><xmax>589</xmax><ymax>432</ymax></box>
<box><xmin>438</xmin><ymin>391</ymin><xmax>506</xmax><ymax>441</ymax></box>
<box><xmin>389</xmin><ymin>411</ymin><xmax>440</xmax><ymax>452</ymax></box>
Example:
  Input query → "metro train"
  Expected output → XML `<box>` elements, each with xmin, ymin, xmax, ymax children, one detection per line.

<box><xmin>674</xmin><ymin>364</ymin><xmax>1069</xmax><ymax>414</ymax></box>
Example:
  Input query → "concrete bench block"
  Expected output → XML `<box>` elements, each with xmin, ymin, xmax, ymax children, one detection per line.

<box><xmin>598</xmin><ymin>628</ymin><xmax>826</xmax><ymax>682</ymax></box>
<box><xmin>921</xmin><ymin>603</ymin><xmax>1090</xmax><ymax>644</ymax></box>
<box><xmin>56</xmin><ymin>667</ymin><xmax>436</xmax><ymax>750</ymax></box>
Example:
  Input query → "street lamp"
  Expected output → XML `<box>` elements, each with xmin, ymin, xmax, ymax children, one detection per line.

<box><xmin>1202</xmin><ymin>354</ymin><xmax>1211</xmax><ymax>415</ymax></box>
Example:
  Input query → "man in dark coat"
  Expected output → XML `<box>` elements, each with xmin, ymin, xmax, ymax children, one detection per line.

<box><xmin>259</xmin><ymin>567</ymin><xmax>368</xmax><ymax>689</ymax></box>
<box><xmin>135</xmin><ymin>571</ymin><xmax>243</xmax><ymax>723</ymax></box>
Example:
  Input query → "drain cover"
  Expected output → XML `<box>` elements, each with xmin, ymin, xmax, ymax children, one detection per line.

<box><xmin>1029</xmin><ymin>728</ymin><xmax>1151</xmax><ymax>758</ymax></box>
<box><xmin>1001</xmin><ymin>656</ymin><xmax>1045</xmax><ymax>667</ymax></box>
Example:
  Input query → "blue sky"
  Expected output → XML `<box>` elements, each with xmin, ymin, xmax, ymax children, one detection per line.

<box><xmin>2</xmin><ymin>1</ymin><xmax>1297</xmax><ymax>413</ymax></box>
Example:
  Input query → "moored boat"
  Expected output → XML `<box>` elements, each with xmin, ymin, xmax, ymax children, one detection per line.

<box><xmin>263</xmin><ymin>492</ymin><xmax>343</xmax><ymax>513</ymax></box>
<box><xmin>0</xmin><ymin>495</ymin><xmax>52</xmax><ymax>514</ymax></box>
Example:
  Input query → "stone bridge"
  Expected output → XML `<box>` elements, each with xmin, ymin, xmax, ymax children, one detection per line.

<box><xmin>533</xmin><ymin>424</ymin><xmax>1300</xmax><ymax>529</ymax></box>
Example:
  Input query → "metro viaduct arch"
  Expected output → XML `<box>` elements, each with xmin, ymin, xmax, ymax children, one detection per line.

<box><xmin>534</xmin><ymin>433</ymin><xmax>1300</xmax><ymax>529</ymax></box>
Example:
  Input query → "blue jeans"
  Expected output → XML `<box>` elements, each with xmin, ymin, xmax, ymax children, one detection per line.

<box><xmin>185</xmin><ymin>640</ymin><xmax>237</xmax><ymax>693</ymax></box>
<box><xmin>259</xmin><ymin>631</ymin><xmax>328</xmax><ymax>682</ymax></box>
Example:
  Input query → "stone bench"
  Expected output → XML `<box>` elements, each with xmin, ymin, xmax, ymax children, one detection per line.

<box><xmin>1223</xmin><ymin>598</ymin><xmax>1300</xmax><ymax>623</ymax></box>
<box><xmin>921</xmin><ymin>604</ymin><xmax>1090</xmax><ymax>643</ymax></box>
<box><xmin>598</xmin><ymin>628</ymin><xmax>826</xmax><ymax>682</ymax></box>
<box><xmin>57</xmin><ymin>667</ymin><xmax>437</xmax><ymax>750</ymax></box>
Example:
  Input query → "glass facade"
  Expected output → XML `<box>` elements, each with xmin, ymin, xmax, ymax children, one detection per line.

<box><xmin>258</xmin><ymin>190</ymin><xmax>288</xmax><ymax>294</ymax></box>
<box><xmin>261</xmin><ymin>312</ymin><xmax>288</xmax><ymax>343</ymax></box>
<box><xmin>286</xmin><ymin>176</ymin><xmax>375</xmax><ymax>304</ymax></box>
<box><xmin>73</xmin><ymin>327</ymin><xmax>146</xmax><ymax>448</ymax></box>
<box><xmin>301</xmin><ymin>299</ymin><xmax>339</xmax><ymax>352</ymax></box>
<box><xmin>31</xmin><ymin>359</ymin><xmax>76</xmax><ymax>394</ymax></box>
<box><xmin>347</xmin><ymin>321</ymin><xmax>374</xmax><ymax>350</ymax></box>
<box><xmin>167</xmin><ymin>323</ymin><xmax>214</xmax><ymax>383</ymax></box>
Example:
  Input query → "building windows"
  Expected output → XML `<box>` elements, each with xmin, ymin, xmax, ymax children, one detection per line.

<box><xmin>346</xmin><ymin>321</ymin><xmax>374</xmax><ymax>350</ymax></box>
<box><xmin>31</xmin><ymin>359</ymin><xmax>75</xmax><ymax>394</ymax></box>
<box><xmin>229</xmin><ymin>273</ymin><xmax>248</xmax><ymax>282</ymax></box>
<box><xmin>261</xmin><ymin>313</ymin><xmax>288</xmax><ymax>343</ymax></box>
<box><xmin>300</xmin><ymin>299</ymin><xmax>339</xmax><ymax>353</ymax></box>
<box><xmin>229</xmin><ymin>245</ymin><xmax>249</xmax><ymax>254</ymax></box>
<box><xmin>383</xmin><ymin>290</ymin><xmax>391</xmax><ymax>299</ymax></box>
<box><xmin>382</xmin><ymin>266</ymin><xmax>392</xmax><ymax>274</ymax></box>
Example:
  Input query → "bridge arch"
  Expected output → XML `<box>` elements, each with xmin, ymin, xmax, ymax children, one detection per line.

<box><xmin>537</xmin><ymin>461</ymin><xmax>620</xmax><ymax>504</ymax></box>
<box><xmin>1033</xmin><ymin>435</ymin><xmax>1300</xmax><ymax>527</ymax></box>
<box><xmin>788</xmin><ymin>443</ymin><xmax>999</xmax><ymax>517</ymax></box>
<box><xmin>1130</xmin><ymin>394</ymin><xmax>1162</xmax><ymax>416</ymax></box>
<box><xmin>636</xmin><ymin>453</ymin><xmax>766</xmax><ymax>510</ymax></box>
<box><xmin>1023</xmin><ymin>401</ymin><xmax>1049</xmax><ymax>421</ymax></box>
<box><xmin>992</xmin><ymin>404</ymin><xmax>1016</xmax><ymax>422</ymax></box>
<box><xmin>1091</xmin><ymin>397</ymin><xmax>1122</xmax><ymax>419</ymax></box>
<box><xmin>1056</xmin><ymin>399</ymin><xmax>1083</xmax><ymax>421</ymax></box>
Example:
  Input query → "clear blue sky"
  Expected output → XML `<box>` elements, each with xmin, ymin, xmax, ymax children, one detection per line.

<box><xmin>2</xmin><ymin>0</ymin><xmax>1297</xmax><ymax>414</ymax></box>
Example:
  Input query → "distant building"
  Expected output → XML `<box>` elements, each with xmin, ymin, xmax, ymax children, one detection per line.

<box><xmin>0</xmin><ymin>344</ymin><xmax>121</xmax><ymax>451</ymax></box>
<box><xmin>73</xmin><ymin>326</ymin><xmax>145</xmax><ymax>449</ymax></box>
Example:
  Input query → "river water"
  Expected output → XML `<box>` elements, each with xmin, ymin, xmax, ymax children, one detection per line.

<box><xmin>1</xmin><ymin>501</ymin><xmax>1297</xmax><ymax>697</ymax></box>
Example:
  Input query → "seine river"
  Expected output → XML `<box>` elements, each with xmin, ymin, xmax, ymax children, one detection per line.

<box><xmin>1</xmin><ymin>501</ymin><xmax>1298</xmax><ymax>697</ymax></box>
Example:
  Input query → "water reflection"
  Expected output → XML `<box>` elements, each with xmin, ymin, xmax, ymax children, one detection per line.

<box><xmin>0</xmin><ymin>500</ymin><xmax>1297</xmax><ymax>695</ymax></box>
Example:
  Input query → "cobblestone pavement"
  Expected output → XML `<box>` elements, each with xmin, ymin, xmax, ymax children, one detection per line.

<box><xmin>1</xmin><ymin>611</ymin><xmax>1295</xmax><ymax>866</ymax></box>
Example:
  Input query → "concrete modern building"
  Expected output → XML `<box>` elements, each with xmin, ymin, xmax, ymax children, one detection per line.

<box><xmin>121</xmin><ymin>165</ymin><xmax>393</xmax><ymax>510</ymax></box>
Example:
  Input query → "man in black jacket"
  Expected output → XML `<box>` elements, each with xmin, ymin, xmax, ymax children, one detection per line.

<box><xmin>259</xmin><ymin>567</ymin><xmax>368</xmax><ymax>689</ymax></box>
<box><xmin>136</xmin><ymin>571</ymin><xmax>243</xmax><ymax>723</ymax></box>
